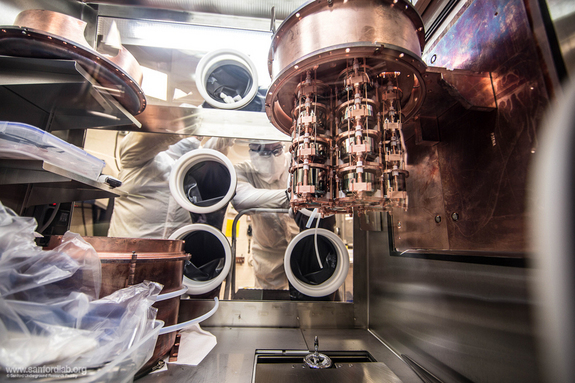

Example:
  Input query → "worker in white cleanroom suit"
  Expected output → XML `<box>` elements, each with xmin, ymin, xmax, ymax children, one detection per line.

<box><xmin>108</xmin><ymin>132</ymin><xmax>233</xmax><ymax>239</ymax></box>
<box><xmin>231</xmin><ymin>141</ymin><xmax>299</xmax><ymax>290</ymax></box>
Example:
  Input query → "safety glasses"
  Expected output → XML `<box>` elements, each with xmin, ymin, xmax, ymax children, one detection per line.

<box><xmin>249</xmin><ymin>144</ymin><xmax>283</xmax><ymax>157</ymax></box>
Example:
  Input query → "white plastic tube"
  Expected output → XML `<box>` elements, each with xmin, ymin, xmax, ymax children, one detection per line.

<box><xmin>169</xmin><ymin>148</ymin><xmax>237</xmax><ymax>214</ymax></box>
<box><xmin>155</xmin><ymin>286</ymin><xmax>188</xmax><ymax>302</ymax></box>
<box><xmin>159</xmin><ymin>297</ymin><xmax>219</xmax><ymax>335</ymax></box>
<box><xmin>169</xmin><ymin>223</ymin><xmax>232</xmax><ymax>295</ymax></box>
<box><xmin>284</xmin><ymin>228</ymin><xmax>350</xmax><ymax>297</ymax></box>
<box><xmin>195</xmin><ymin>49</ymin><xmax>259</xmax><ymax>110</ymax></box>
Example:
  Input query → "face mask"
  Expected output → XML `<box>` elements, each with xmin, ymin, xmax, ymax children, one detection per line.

<box><xmin>250</xmin><ymin>152</ymin><xmax>286</xmax><ymax>183</ymax></box>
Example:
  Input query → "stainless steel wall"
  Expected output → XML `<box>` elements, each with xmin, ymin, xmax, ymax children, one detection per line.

<box><xmin>545</xmin><ymin>0</ymin><xmax>575</xmax><ymax>77</ymax></box>
<box><xmin>359</xmin><ymin>225</ymin><xmax>539</xmax><ymax>382</ymax></box>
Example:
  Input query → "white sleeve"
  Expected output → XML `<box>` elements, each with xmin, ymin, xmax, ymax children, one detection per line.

<box><xmin>118</xmin><ymin>132</ymin><xmax>185</xmax><ymax>168</ymax></box>
<box><xmin>232</xmin><ymin>181</ymin><xmax>289</xmax><ymax>211</ymax></box>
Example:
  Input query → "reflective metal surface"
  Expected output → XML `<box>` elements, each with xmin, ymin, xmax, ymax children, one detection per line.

<box><xmin>103</xmin><ymin>104</ymin><xmax>290</xmax><ymax>141</ymax></box>
<box><xmin>254</xmin><ymin>362</ymin><xmax>400</xmax><ymax>383</ymax></box>
<box><xmin>545</xmin><ymin>0</ymin><xmax>575</xmax><ymax>76</ymax></box>
<box><xmin>300</xmin><ymin>329</ymin><xmax>421</xmax><ymax>382</ymax></box>
<box><xmin>14</xmin><ymin>9</ymin><xmax>145</xmax><ymax>86</ymax></box>
<box><xmin>85</xmin><ymin>0</ymin><xmax>306</xmax><ymax>20</ymax></box>
<box><xmin>348</xmin><ymin>0</ymin><xmax>556</xmax><ymax>381</ymax></box>
<box><xmin>0</xmin><ymin>159</ymin><xmax>123</xmax><ymax>214</ymax></box>
<box><xmin>303</xmin><ymin>336</ymin><xmax>332</xmax><ymax>369</ymax></box>
<box><xmin>0</xmin><ymin>0</ymin><xmax>565</xmax><ymax>381</ymax></box>
<box><xmin>138</xmin><ymin>327</ymin><xmax>308</xmax><ymax>383</ymax></box>
<box><xmin>393</xmin><ymin>0</ymin><xmax>553</xmax><ymax>254</ymax></box>
<box><xmin>0</xmin><ymin>24</ymin><xmax>146</xmax><ymax>115</ymax></box>
<box><xmin>0</xmin><ymin>0</ymin><xmax>97</xmax><ymax>43</ymax></box>
<box><xmin>266</xmin><ymin>0</ymin><xmax>426</xmax><ymax>134</ymax></box>
<box><xmin>137</xmin><ymin>328</ymin><xmax>422</xmax><ymax>383</ymax></box>
<box><xmin>14</xmin><ymin>9</ymin><xmax>93</xmax><ymax>49</ymax></box>
<box><xmin>266</xmin><ymin>0</ymin><xmax>426</xmax><ymax>215</ymax></box>
<box><xmin>356</xmin><ymin>217</ymin><xmax>540</xmax><ymax>382</ymax></box>
<box><xmin>0</xmin><ymin>55</ymin><xmax>140</xmax><ymax>131</ymax></box>
<box><xmin>178</xmin><ymin>299</ymin><xmax>355</xmax><ymax>328</ymax></box>
<box><xmin>96</xmin><ymin>4</ymin><xmax>277</xmax><ymax>32</ymax></box>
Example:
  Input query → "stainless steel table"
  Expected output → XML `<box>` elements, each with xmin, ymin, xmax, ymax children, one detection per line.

<box><xmin>137</xmin><ymin>327</ymin><xmax>423</xmax><ymax>383</ymax></box>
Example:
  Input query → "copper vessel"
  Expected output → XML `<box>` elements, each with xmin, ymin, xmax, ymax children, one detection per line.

<box><xmin>13</xmin><ymin>9</ymin><xmax>144</xmax><ymax>86</ymax></box>
<box><xmin>0</xmin><ymin>9</ymin><xmax>146</xmax><ymax>114</ymax></box>
<box><xmin>45</xmin><ymin>236</ymin><xmax>189</xmax><ymax>372</ymax></box>
<box><xmin>14</xmin><ymin>9</ymin><xmax>93</xmax><ymax>50</ymax></box>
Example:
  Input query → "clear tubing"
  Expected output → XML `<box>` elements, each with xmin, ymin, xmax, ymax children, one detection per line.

<box><xmin>159</xmin><ymin>297</ymin><xmax>219</xmax><ymax>335</ymax></box>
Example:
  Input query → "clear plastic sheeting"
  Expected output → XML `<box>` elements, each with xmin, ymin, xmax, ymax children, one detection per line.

<box><xmin>0</xmin><ymin>201</ymin><xmax>162</xmax><ymax>381</ymax></box>
<box><xmin>0</xmin><ymin>283</ymin><xmax>161</xmax><ymax>370</ymax></box>
<box><xmin>0</xmin><ymin>227</ymin><xmax>102</xmax><ymax>303</ymax></box>
<box><xmin>0</xmin><ymin>121</ymin><xmax>106</xmax><ymax>181</ymax></box>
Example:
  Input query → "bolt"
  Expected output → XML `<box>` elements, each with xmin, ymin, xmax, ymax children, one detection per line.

<box><xmin>452</xmin><ymin>212</ymin><xmax>459</xmax><ymax>221</ymax></box>
<box><xmin>435</xmin><ymin>215</ymin><xmax>442</xmax><ymax>223</ymax></box>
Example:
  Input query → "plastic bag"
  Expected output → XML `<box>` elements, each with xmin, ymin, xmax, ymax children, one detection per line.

<box><xmin>0</xmin><ymin>282</ymin><xmax>161</xmax><ymax>369</ymax></box>
<box><xmin>0</xmin><ymin>201</ymin><xmax>162</xmax><ymax>371</ymax></box>
<box><xmin>0</xmin><ymin>202</ymin><xmax>101</xmax><ymax>302</ymax></box>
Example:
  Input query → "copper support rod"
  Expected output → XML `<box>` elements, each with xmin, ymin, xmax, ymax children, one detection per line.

<box><xmin>127</xmin><ymin>250</ymin><xmax>137</xmax><ymax>286</ymax></box>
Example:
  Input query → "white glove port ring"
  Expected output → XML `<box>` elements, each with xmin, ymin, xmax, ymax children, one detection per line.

<box><xmin>169</xmin><ymin>148</ymin><xmax>237</xmax><ymax>214</ymax></box>
<box><xmin>284</xmin><ymin>228</ymin><xmax>349</xmax><ymax>297</ymax></box>
<box><xmin>170</xmin><ymin>224</ymin><xmax>232</xmax><ymax>295</ymax></box>
<box><xmin>195</xmin><ymin>49</ymin><xmax>259</xmax><ymax>110</ymax></box>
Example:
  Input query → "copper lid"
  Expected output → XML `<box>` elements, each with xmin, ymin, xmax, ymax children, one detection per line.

<box><xmin>45</xmin><ymin>235</ymin><xmax>188</xmax><ymax>262</ymax></box>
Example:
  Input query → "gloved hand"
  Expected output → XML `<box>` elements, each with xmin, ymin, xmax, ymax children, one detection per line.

<box><xmin>203</xmin><ymin>137</ymin><xmax>235</xmax><ymax>155</ymax></box>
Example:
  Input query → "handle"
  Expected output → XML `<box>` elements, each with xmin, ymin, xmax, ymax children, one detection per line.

<box><xmin>159</xmin><ymin>297</ymin><xmax>219</xmax><ymax>335</ymax></box>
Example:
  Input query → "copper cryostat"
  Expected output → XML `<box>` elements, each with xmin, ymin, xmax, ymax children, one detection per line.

<box><xmin>266</xmin><ymin>0</ymin><xmax>426</xmax><ymax>215</ymax></box>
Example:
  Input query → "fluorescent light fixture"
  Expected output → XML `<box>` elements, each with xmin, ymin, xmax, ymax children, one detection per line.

<box><xmin>98</xmin><ymin>17</ymin><xmax>272</xmax><ymax>87</ymax></box>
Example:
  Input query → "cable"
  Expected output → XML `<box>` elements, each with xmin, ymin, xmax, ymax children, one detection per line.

<box><xmin>314</xmin><ymin>211</ymin><xmax>323</xmax><ymax>269</ymax></box>
<box><xmin>37</xmin><ymin>203</ymin><xmax>60</xmax><ymax>234</ymax></box>
<box><xmin>305</xmin><ymin>208</ymin><xmax>323</xmax><ymax>269</ymax></box>
<box><xmin>81</xmin><ymin>202</ymin><xmax>87</xmax><ymax>236</ymax></box>
<box><xmin>114</xmin><ymin>131</ymin><xmax>121</xmax><ymax>173</ymax></box>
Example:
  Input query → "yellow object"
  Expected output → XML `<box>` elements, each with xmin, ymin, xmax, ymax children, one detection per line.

<box><xmin>225</xmin><ymin>219</ymin><xmax>239</xmax><ymax>237</ymax></box>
